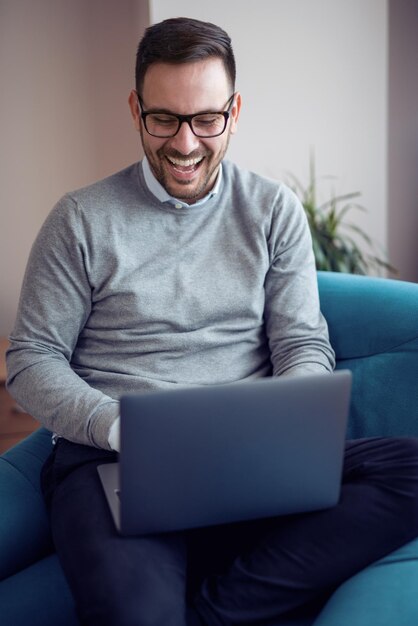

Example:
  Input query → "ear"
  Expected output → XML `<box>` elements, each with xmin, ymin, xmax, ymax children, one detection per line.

<box><xmin>229</xmin><ymin>92</ymin><xmax>242</xmax><ymax>135</ymax></box>
<box><xmin>128</xmin><ymin>90</ymin><xmax>141</xmax><ymax>132</ymax></box>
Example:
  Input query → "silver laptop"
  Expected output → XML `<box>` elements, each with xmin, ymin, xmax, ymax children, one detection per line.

<box><xmin>98</xmin><ymin>370</ymin><xmax>351</xmax><ymax>535</ymax></box>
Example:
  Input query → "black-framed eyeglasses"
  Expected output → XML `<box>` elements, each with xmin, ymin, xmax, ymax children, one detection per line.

<box><xmin>137</xmin><ymin>93</ymin><xmax>236</xmax><ymax>138</ymax></box>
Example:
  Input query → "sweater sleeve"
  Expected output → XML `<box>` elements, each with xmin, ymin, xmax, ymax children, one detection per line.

<box><xmin>6</xmin><ymin>195</ymin><xmax>119</xmax><ymax>449</ymax></box>
<box><xmin>264</xmin><ymin>186</ymin><xmax>335</xmax><ymax>377</ymax></box>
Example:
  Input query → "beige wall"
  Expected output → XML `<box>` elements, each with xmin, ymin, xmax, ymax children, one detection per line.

<box><xmin>0</xmin><ymin>0</ymin><xmax>149</xmax><ymax>336</ymax></box>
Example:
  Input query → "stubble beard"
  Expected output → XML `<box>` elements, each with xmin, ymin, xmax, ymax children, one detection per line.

<box><xmin>141</xmin><ymin>132</ymin><xmax>231</xmax><ymax>203</ymax></box>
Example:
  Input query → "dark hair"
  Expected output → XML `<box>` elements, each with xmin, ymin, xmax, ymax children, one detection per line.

<box><xmin>135</xmin><ymin>17</ymin><xmax>236</xmax><ymax>95</ymax></box>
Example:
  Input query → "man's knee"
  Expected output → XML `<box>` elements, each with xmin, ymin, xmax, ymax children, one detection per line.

<box><xmin>378</xmin><ymin>437</ymin><xmax>418</xmax><ymax>536</ymax></box>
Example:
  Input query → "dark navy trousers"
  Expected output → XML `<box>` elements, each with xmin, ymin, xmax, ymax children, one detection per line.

<box><xmin>41</xmin><ymin>437</ymin><xmax>418</xmax><ymax>626</ymax></box>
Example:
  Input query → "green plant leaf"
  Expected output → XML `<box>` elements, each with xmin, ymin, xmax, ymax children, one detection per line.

<box><xmin>285</xmin><ymin>156</ymin><xmax>395</xmax><ymax>276</ymax></box>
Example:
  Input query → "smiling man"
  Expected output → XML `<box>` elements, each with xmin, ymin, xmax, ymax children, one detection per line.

<box><xmin>6</xmin><ymin>16</ymin><xmax>418</xmax><ymax>626</ymax></box>
<box><xmin>131</xmin><ymin>58</ymin><xmax>239</xmax><ymax>202</ymax></box>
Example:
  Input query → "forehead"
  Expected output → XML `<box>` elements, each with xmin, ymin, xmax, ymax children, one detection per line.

<box><xmin>141</xmin><ymin>58</ymin><xmax>231</xmax><ymax>113</ymax></box>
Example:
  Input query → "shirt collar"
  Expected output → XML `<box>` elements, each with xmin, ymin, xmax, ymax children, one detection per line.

<box><xmin>142</xmin><ymin>156</ymin><xmax>222</xmax><ymax>209</ymax></box>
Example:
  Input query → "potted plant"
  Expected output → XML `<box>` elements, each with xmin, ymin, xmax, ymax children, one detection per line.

<box><xmin>286</xmin><ymin>156</ymin><xmax>395</xmax><ymax>275</ymax></box>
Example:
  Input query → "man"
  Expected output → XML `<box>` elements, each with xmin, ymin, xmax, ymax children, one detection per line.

<box><xmin>6</xmin><ymin>16</ymin><xmax>418</xmax><ymax>626</ymax></box>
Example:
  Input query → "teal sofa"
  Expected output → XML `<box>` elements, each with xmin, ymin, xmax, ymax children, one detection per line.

<box><xmin>1</xmin><ymin>271</ymin><xmax>418</xmax><ymax>626</ymax></box>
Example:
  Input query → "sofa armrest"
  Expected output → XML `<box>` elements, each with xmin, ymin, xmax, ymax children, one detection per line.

<box><xmin>314</xmin><ymin>537</ymin><xmax>418</xmax><ymax>626</ymax></box>
<box><xmin>0</xmin><ymin>554</ymin><xmax>79</xmax><ymax>626</ymax></box>
<box><xmin>0</xmin><ymin>428</ymin><xmax>54</xmax><ymax>580</ymax></box>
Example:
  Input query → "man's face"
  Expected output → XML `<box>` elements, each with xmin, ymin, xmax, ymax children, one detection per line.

<box><xmin>129</xmin><ymin>58</ymin><xmax>241</xmax><ymax>203</ymax></box>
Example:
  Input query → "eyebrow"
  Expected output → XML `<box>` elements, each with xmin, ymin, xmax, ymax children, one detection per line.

<box><xmin>140</xmin><ymin>102</ymin><xmax>225</xmax><ymax>116</ymax></box>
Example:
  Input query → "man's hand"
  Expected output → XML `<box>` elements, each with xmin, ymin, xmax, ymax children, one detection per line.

<box><xmin>108</xmin><ymin>417</ymin><xmax>120</xmax><ymax>452</ymax></box>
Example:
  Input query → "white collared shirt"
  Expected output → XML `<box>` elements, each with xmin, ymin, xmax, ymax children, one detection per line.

<box><xmin>142</xmin><ymin>156</ymin><xmax>222</xmax><ymax>209</ymax></box>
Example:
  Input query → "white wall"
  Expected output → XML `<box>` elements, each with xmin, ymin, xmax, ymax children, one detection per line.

<box><xmin>151</xmin><ymin>0</ymin><xmax>389</xmax><ymax>268</ymax></box>
<box><xmin>0</xmin><ymin>0</ymin><xmax>149</xmax><ymax>336</ymax></box>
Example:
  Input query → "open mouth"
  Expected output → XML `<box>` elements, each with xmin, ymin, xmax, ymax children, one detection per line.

<box><xmin>165</xmin><ymin>155</ymin><xmax>205</xmax><ymax>179</ymax></box>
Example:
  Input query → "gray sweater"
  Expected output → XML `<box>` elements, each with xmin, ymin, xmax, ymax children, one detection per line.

<box><xmin>6</xmin><ymin>160</ymin><xmax>335</xmax><ymax>449</ymax></box>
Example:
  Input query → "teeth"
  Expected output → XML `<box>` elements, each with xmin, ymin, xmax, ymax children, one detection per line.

<box><xmin>167</xmin><ymin>156</ymin><xmax>203</xmax><ymax>167</ymax></box>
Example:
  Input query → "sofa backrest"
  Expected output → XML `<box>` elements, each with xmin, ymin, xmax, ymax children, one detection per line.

<box><xmin>318</xmin><ymin>272</ymin><xmax>418</xmax><ymax>440</ymax></box>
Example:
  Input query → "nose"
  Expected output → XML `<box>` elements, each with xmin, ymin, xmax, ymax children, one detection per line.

<box><xmin>169</xmin><ymin>120</ymin><xmax>201</xmax><ymax>155</ymax></box>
